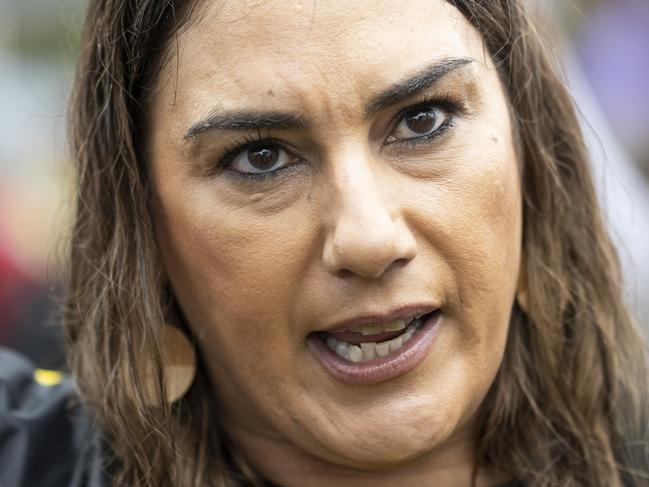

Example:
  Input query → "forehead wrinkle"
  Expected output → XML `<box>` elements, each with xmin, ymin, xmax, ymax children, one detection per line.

<box><xmin>214</xmin><ymin>55</ymin><xmax>368</xmax><ymax>130</ymax></box>
<box><xmin>176</xmin><ymin>0</ymin><xmax>483</xmax><ymax>83</ymax></box>
<box><xmin>192</xmin><ymin>0</ymin><xmax>454</xmax><ymax>62</ymax></box>
<box><xmin>163</xmin><ymin>0</ymin><xmax>491</xmax><ymax>137</ymax></box>
<box><xmin>207</xmin><ymin>0</ymin><xmax>379</xmax><ymax>37</ymax></box>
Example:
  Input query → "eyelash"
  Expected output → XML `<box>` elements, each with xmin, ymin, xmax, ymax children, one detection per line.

<box><xmin>216</xmin><ymin>132</ymin><xmax>299</xmax><ymax>181</ymax></box>
<box><xmin>215</xmin><ymin>95</ymin><xmax>462</xmax><ymax>181</ymax></box>
<box><xmin>383</xmin><ymin>95</ymin><xmax>460</xmax><ymax>152</ymax></box>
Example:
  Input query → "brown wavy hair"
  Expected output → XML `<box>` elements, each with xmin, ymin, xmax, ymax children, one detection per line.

<box><xmin>65</xmin><ymin>0</ymin><xmax>649</xmax><ymax>485</ymax></box>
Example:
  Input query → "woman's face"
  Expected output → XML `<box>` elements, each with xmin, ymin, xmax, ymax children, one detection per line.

<box><xmin>150</xmin><ymin>0</ymin><xmax>521</xmax><ymax>472</ymax></box>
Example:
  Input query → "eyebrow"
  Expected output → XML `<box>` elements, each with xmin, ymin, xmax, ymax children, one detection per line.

<box><xmin>184</xmin><ymin>111</ymin><xmax>308</xmax><ymax>140</ymax></box>
<box><xmin>183</xmin><ymin>56</ymin><xmax>474</xmax><ymax>141</ymax></box>
<box><xmin>363</xmin><ymin>57</ymin><xmax>474</xmax><ymax>116</ymax></box>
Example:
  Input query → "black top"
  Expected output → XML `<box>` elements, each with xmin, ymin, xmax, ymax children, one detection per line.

<box><xmin>0</xmin><ymin>347</ymin><xmax>524</xmax><ymax>487</ymax></box>
<box><xmin>0</xmin><ymin>347</ymin><xmax>106</xmax><ymax>487</ymax></box>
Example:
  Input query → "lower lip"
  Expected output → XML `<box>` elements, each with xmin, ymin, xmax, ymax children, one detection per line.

<box><xmin>307</xmin><ymin>312</ymin><xmax>442</xmax><ymax>386</ymax></box>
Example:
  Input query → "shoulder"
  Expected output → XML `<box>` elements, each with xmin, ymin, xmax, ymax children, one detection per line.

<box><xmin>0</xmin><ymin>347</ymin><xmax>108</xmax><ymax>487</ymax></box>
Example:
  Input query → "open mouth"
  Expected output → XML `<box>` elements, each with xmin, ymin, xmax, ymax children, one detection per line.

<box><xmin>320</xmin><ymin>312</ymin><xmax>430</xmax><ymax>363</ymax></box>
<box><xmin>307</xmin><ymin>310</ymin><xmax>442</xmax><ymax>385</ymax></box>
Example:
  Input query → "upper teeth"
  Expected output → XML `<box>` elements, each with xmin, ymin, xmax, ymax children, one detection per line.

<box><xmin>342</xmin><ymin>314</ymin><xmax>422</xmax><ymax>336</ymax></box>
<box><xmin>325</xmin><ymin>318</ymin><xmax>424</xmax><ymax>363</ymax></box>
<box><xmin>360</xmin><ymin>320</ymin><xmax>405</xmax><ymax>335</ymax></box>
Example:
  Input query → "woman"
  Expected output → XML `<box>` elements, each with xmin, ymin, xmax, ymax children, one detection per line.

<box><xmin>1</xmin><ymin>0</ymin><xmax>647</xmax><ymax>486</ymax></box>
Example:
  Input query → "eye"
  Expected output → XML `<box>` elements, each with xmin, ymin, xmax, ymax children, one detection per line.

<box><xmin>388</xmin><ymin>105</ymin><xmax>452</xmax><ymax>143</ymax></box>
<box><xmin>227</xmin><ymin>142</ymin><xmax>300</xmax><ymax>175</ymax></box>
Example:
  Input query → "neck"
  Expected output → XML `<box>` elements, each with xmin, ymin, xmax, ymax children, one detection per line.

<box><xmin>226</xmin><ymin>421</ymin><xmax>508</xmax><ymax>487</ymax></box>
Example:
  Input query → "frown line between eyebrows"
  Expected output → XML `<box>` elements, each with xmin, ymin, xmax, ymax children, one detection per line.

<box><xmin>182</xmin><ymin>56</ymin><xmax>474</xmax><ymax>142</ymax></box>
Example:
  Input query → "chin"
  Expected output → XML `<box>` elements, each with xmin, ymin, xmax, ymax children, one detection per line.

<box><xmin>324</xmin><ymin>436</ymin><xmax>445</xmax><ymax>471</ymax></box>
<box><xmin>354</xmin><ymin>442</ymin><xmax>437</xmax><ymax>468</ymax></box>
<box><xmin>308</xmin><ymin>404</ymin><xmax>465</xmax><ymax>470</ymax></box>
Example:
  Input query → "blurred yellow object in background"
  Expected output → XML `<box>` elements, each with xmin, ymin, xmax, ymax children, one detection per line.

<box><xmin>33</xmin><ymin>368</ymin><xmax>63</xmax><ymax>386</ymax></box>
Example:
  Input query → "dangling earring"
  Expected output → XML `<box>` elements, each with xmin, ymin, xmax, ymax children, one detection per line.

<box><xmin>133</xmin><ymin>323</ymin><xmax>197</xmax><ymax>406</ymax></box>
<box><xmin>158</xmin><ymin>323</ymin><xmax>197</xmax><ymax>404</ymax></box>
<box><xmin>516</xmin><ymin>250</ymin><xmax>528</xmax><ymax>313</ymax></box>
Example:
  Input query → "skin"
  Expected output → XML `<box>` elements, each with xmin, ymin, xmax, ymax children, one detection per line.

<box><xmin>148</xmin><ymin>1</ymin><xmax>522</xmax><ymax>485</ymax></box>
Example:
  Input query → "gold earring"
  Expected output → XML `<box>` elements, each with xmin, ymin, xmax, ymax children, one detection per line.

<box><xmin>134</xmin><ymin>323</ymin><xmax>197</xmax><ymax>406</ymax></box>
<box><xmin>158</xmin><ymin>323</ymin><xmax>197</xmax><ymax>404</ymax></box>
<box><xmin>516</xmin><ymin>251</ymin><xmax>528</xmax><ymax>313</ymax></box>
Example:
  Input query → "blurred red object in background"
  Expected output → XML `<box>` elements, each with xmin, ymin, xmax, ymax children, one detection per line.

<box><xmin>0</xmin><ymin>226</ymin><xmax>37</xmax><ymax>345</ymax></box>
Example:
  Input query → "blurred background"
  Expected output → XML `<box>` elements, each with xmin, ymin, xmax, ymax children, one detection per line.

<box><xmin>0</xmin><ymin>0</ymin><xmax>648</xmax><ymax>369</ymax></box>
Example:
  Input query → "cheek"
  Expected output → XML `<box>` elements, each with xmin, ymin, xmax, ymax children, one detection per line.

<box><xmin>412</xmin><ymin>138</ymin><xmax>520</xmax><ymax>285</ymax></box>
<box><xmin>452</xmin><ymin>145</ymin><xmax>521</xmax><ymax>374</ymax></box>
<box><xmin>452</xmin><ymin>159</ymin><xmax>520</xmax><ymax>305</ymax></box>
<box><xmin>154</xmin><ymin>190</ymin><xmax>319</xmax><ymax>426</ymax></box>
<box><xmin>408</xmin><ymin>131</ymin><xmax>522</xmax><ymax>361</ymax></box>
<box><xmin>154</xmin><ymin>180</ymin><xmax>316</xmax><ymax>357</ymax></box>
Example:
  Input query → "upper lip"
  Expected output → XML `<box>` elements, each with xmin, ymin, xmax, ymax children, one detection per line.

<box><xmin>319</xmin><ymin>303</ymin><xmax>439</xmax><ymax>333</ymax></box>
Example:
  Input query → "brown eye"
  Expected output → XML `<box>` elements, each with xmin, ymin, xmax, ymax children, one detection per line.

<box><xmin>405</xmin><ymin>111</ymin><xmax>436</xmax><ymax>134</ymax></box>
<box><xmin>248</xmin><ymin>146</ymin><xmax>279</xmax><ymax>170</ymax></box>
<box><xmin>227</xmin><ymin>142</ymin><xmax>301</xmax><ymax>176</ymax></box>
<box><xmin>389</xmin><ymin>105</ymin><xmax>451</xmax><ymax>143</ymax></box>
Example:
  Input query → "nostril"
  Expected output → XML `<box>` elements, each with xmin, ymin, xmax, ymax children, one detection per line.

<box><xmin>335</xmin><ymin>268</ymin><xmax>354</xmax><ymax>279</ymax></box>
<box><xmin>393</xmin><ymin>257</ymin><xmax>411</xmax><ymax>269</ymax></box>
<box><xmin>330</xmin><ymin>251</ymin><xmax>413</xmax><ymax>280</ymax></box>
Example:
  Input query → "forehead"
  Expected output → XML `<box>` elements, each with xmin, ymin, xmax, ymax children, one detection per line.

<box><xmin>155</xmin><ymin>0</ymin><xmax>488</xmax><ymax>123</ymax></box>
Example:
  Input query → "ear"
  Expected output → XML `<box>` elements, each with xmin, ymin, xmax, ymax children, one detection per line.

<box><xmin>516</xmin><ymin>249</ymin><xmax>528</xmax><ymax>313</ymax></box>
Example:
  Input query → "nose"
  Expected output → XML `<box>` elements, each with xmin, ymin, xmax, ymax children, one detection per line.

<box><xmin>322</xmin><ymin>152</ymin><xmax>418</xmax><ymax>279</ymax></box>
